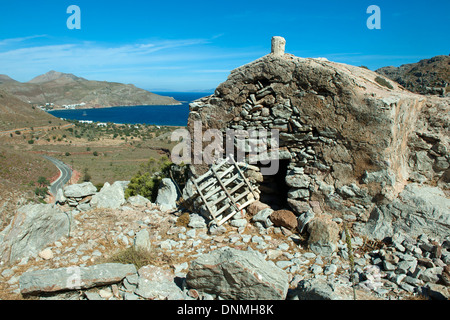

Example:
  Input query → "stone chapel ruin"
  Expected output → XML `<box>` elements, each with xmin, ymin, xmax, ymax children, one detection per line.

<box><xmin>183</xmin><ymin>36</ymin><xmax>449</xmax><ymax>245</ymax></box>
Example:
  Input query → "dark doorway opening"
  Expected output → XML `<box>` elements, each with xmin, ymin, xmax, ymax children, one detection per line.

<box><xmin>258</xmin><ymin>159</ymin><xmax>290</xmax><ymax>210</ymax></box>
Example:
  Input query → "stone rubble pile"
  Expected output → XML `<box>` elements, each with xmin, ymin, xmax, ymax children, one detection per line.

<box><xmin>0</xmin><ymin>187</ymin><xmax>448</xmax><ymax>300</ymax></box>
<box><xmin>56</xmin><ymin>181</ymin><xmax>131</xmax><ymax>211</ymax></box>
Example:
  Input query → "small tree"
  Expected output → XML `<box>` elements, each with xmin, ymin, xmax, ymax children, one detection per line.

<box><xmin>37</xmin><ymin>176</ymin><xmax>50</xmax><ymax>187</ymax></box>
<box><xmin>34</xmin><ymin>187</ymin><xmax>48</xmax><ymax>199</ymax></box>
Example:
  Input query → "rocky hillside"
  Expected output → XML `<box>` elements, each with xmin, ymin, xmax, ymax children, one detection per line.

<box><xmin>0</xmin><ymin>71</ymin><xmax>180</xmax><ymax>109</ymax></box>
<box><xmin>0</xmin><ymin>178</ymin><xmax>448</xmax><ymax>301</ymax></box>
<box><xmin>376</xmin><ymin>55</ymin><xmax>450</xmax><ymax>96</ymax></box>
<box><xmin>0</xmin><ymin>89</ymin><xmax>63</xmax><ymax>131</ymax></box>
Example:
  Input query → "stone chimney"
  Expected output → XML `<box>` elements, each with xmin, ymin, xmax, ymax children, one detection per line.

<box><xmin>271</xmin><ymin>36</ymin><xmax>286</xmax><ymax>56</ymax></box>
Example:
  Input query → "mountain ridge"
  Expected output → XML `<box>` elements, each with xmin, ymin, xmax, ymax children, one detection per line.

<box><xmin>375</xmin><ymin>55</ymin><xmax>450</xmax><ymax>96</ymax></box>
<box><xmin>0</xmin><ymin>71</ymin><xmax>180</xmax><ymax>109</ymax></box>
<box><xmin>27</xmin><ymin>70</ymin><xmax>86</xmax><ymax>84</ymax></box>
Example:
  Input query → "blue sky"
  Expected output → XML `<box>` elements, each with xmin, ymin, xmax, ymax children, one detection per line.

<box><xmin>0</xmin><ymin>0</ymin><xmax>448</xmax><ymax>91</ymax></box>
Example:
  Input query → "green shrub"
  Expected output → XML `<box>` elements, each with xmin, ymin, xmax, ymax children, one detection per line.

<box><xmin>37</xmin><ymin>176</ymin><xmax>50</xmax><ymax>187</ymax></box>
<box><xmin>375</xmin><ymin>76</ymin><xmax>394</xmax><ymax>89</ymax></box>
<box><xmin>34</xmin><ymin>187</ymin><xmax>48</xmax><ymax>199</ymax></box>
<box><xmin>124</xmin><ymin>158</ymin><xmax>186</xmax><ymax>202</ymax></box>
<box><xmin>27</xmin><ymin>139</ymin><xmax>34</xmax><ymax>144</ymax></box>
<box><xmin>125</xmin><ymin>172</ymin><xmax>160</xmax><ymax>202</ymax></box>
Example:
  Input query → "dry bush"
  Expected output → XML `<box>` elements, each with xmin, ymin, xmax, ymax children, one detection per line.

<box><xmin>104</xmin><ymin>246</ymin><xmax>173</xmax><ymax>270</ymax></box>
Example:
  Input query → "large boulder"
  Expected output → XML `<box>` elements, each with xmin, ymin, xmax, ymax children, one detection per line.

<box><xmin>0</xmin><ymin>204</ymin><xmax>71</xmax><ymax>264</ymax></box>
<box><xmin>90</xmin><ymin>181</ymin><xmax>128</xmax><ymax>209</ymax></box>
<box><xmin>155</xmin><ymin>178</ymin><xmax>179</xmax><ymax>211</ymax></box>
<box><xmin>186</xmin><ymin>247</ymin><xmax>289</xmax><ymax>300</ymax></box>
<box><xmin>63</xmin><ymin>182</ymin><xmax>97</xmax><ymax>198</ymax></box>
<box><xmin>270</xmin><ymin>209</ymin><xmax>298</xmax><ymax>229</ymax></box>
<box><xmin>19</xmin><ymin>263</ymin><xmax>136</xmax><ymax>295</ymax></box>
<box><xmin>361</xmin><ymin>183</ymin><xmax>450</xmax><ymax>241</ymax></box>
<box><xmin>247</xmin><ymin>200</ymin><xmax>270</xmax><ymax>216</ymax></box>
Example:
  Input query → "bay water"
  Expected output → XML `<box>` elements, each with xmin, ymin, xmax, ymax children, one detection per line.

<box><xmin>48</xmin><ymin>92</ymin><xmax>211</xmax><ymax>126</ymax></box>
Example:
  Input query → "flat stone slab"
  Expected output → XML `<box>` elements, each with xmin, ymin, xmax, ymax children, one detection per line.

<box><xmin>19</xmin><ymin>263</ymin><xmax>136</xmax><ymax>295</ymax></box>
<box><xmin>64</xmin><ymin>182</ymin><xmax>97</xmax><ymax>198</ymax></box>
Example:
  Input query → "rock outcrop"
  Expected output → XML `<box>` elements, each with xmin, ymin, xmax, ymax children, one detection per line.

<box><xmin>186</xmin><ymin>247</ymin><xmax>289</xmax><ymax>300</ymax></box>
<box><xmin>376</xmin><ymin>55</ymin><xmax>450</xmax><ymax>96</ymax></box>
<box><xmin>0</xmin><ymin>204</ymin><xmax>71</xmax><ymax>264</ymax></box>
<box><xmin>360</xmin><ymin>183</ymin><xmax>450</xmax><ymax>241</ymax></box>
<box><xmin>155</xmin><ymin>178</ymin><xmax>179</xmax><ymax>211</ymax></box>
<box><xmin>90</xmin><ymin>181</ymin><xmax>128</xmax><ymax>209</ymax></box>
<box><xmin>63</xmin><ymin>182</ymin><xmax>97</xmax><ymax>198</ymax></box>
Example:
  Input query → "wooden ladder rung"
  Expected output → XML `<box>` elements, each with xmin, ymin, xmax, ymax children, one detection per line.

<box><xmin>229</xmin><ymin>156</ymin><xmax>259</xmax><ymax>200</ymax></box>
<box><xmin>203</xmin><ymin>173</ymin><xmax>240</xmax><ymax>200</ymax></box>
<box><xmin>196</xmin><ymin>165</ymin><xmax>234</xmax><ymax>193</ymax></box>
<box><xmin>192</xmin><ymin>178</ymin><xmax>217</xmax><ymax>223</ymax></box>
<box><xmin>217</xmin><ymin>198</ymin><xmax>257</xmax><ymax>226</ymax></box>
<box><xmin>212</xmin><ymin>189</ymin><xmax>251</xmax><ymax>222</ymax></box>
<box><xmin>233</xmin><ymin>189</ymin><xmax>251</xmax><ymax>203</ymax></box>
<box><xmin>196</xmin><ymin>177</ymin><xmax>216</xmax><ymax>193</ymax></box>
<box><xmin>209</xmin><ymin>180</ymin><xmax>246</xmax><ymax>211</ymax></box>
<box><xmin>227</xmin><ymin>181</ymin><xmax>246</xmax><ymax>196</ymax></box>
<box><xmin>211</xmin><ymin>200</ymin><xmax>232</xmax><ymax>218</ymax></box>
<box><xmin>211</xmin><ymin>158</ymin><xmax>229</xmax><ymax>171</ymax></box>
<box><xmin>217</xmin><ymin>165</ymin><xmax>235</xmax><ymax>179</ymax></box>
<box><xmin>210</xmin><ymin>192</ymin><xmax>228</xmax><ymax>207</ymax></box>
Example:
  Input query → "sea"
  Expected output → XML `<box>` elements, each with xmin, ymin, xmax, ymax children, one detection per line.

<box><xmin>47</xmin><ymin>92</ymin><xmax>212</xmax><ymax>127</ymax></box>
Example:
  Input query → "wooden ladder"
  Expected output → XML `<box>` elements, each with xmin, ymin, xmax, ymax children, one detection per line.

<box><xmin>191</xmin><ymin>156</ymin><xmax>259</xmax><ymax>226</ymax></box>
